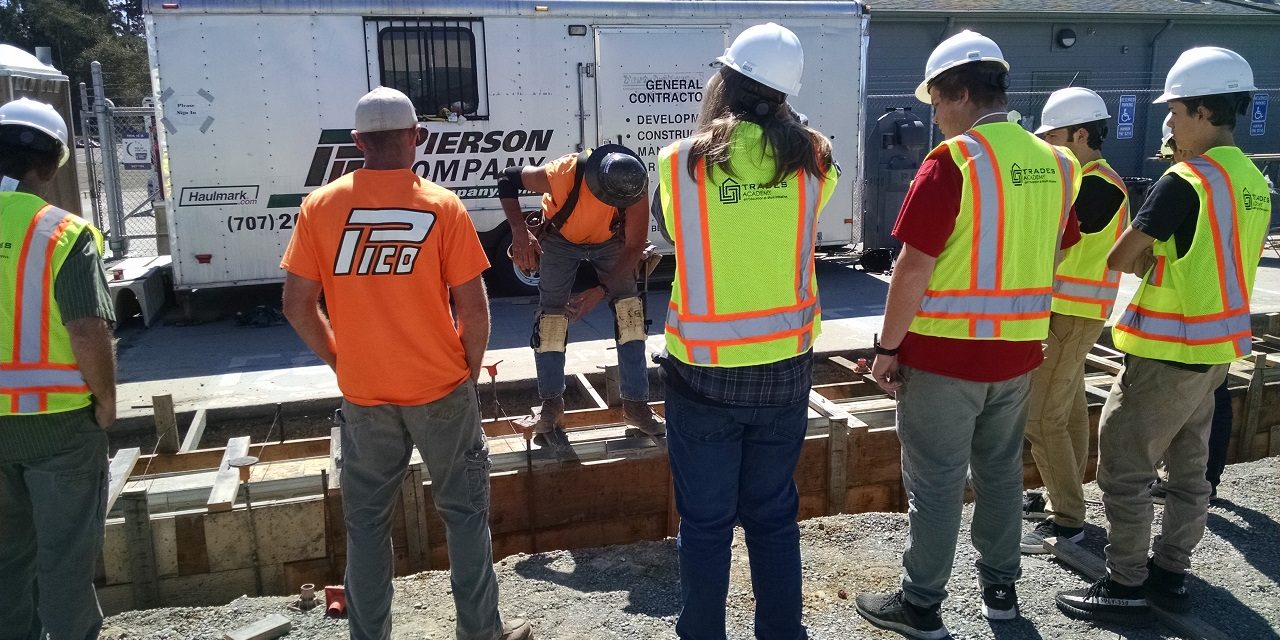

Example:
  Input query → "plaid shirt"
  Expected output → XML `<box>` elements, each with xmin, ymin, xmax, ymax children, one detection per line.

<box><xmin>665</xmin><ymin>350</ymin><xmax>814</xmax><ymax>407</ymax></box>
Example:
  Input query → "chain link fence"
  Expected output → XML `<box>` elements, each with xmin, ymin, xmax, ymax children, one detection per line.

<box><xmin>78</xmin><ymin>65</ymin><xmax>163</xmax><ymax>259</ymax></box>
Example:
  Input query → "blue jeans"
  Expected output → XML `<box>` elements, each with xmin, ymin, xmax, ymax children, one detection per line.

<box><xmin>664</xmin><ymin>383</ymin><xmax>809</xmax><ymax>640</ymax></box>
<box><xmin>534</xmin><ymin>230</ymin><xmax>647</xmax><ymax>401</ymax></box>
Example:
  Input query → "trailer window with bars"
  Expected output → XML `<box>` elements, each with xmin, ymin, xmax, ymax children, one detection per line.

<box><xmin>365</xmin><ymin>18</ymin><xmax>488</xmax><ymax>120</ymax></box>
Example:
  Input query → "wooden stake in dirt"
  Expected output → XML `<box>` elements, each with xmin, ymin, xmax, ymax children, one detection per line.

<box><xmin>122</xmin><ymin>488</ymin><xmax>159</xmax><ymax>609</ymax></box>
<box><xmin>153</xmin><ymin>394</ymin><xmax>179</xmax><ymax>454</ymax></box>
<box><xmin>223</xmin><ymin>613</ymin><xmax>292</xmax><ymax>640</ymax></box>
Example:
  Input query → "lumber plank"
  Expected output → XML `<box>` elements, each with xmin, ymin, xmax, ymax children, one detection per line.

<box><xmin>222</xmin><ymin>614</ymin><xmax>292</xmax><ymax>640</ymax></box>
<box><xmin>179</xmin><ymin>407</ymin><xmax>208</xmax><ymax>452</ymax></box>
<box><xmin>828</xmin><ymin>355</ymin><xmax>870</xmax><ymax>375</ymax></box>
<box><xmin>135</xmin><ymin>436</ymin><xmax>331</xmax><ymax>476</ymax></box>
<box><xmin>574</xmin><ymin>373</ymin><xmax>608</xmax><ymax>410</ymax></box>
<box><xmin>174</xmin><ymin>513</ymin><xmax>210</xmax><ymax>576</ymax></box>
<box><xmin>121</xmin><ymin>489</ymin><xmax>159</xmax><ymax>609</ymax></box>
<box><xmin>1085</xmin><ymin>353</ymin><xmax>1123</xmax><ymax>376</ymax></box>
<box><xmin>153</xmin><ymin>394</ymin><xmax>179</xmax><ymax>454</ymax></box>
<box><xmin>206</xmin><ymin>436</ymin><xmax>250</xmax><ymax>512</ymax></box>
<box><xmin>1044</xmin><ymin>537</ymin><xmax>1231</xmax><ymax>640</ymax></box>
<box><xmin>106</xmin><ymin>447</ymin><xmax>140</xmax><ymax>513</ymax></box>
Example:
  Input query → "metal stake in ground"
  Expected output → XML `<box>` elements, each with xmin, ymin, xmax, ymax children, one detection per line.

<box><xmin>230</xmin><ymin>455</ymin><xmax>264</xmax><ymax>596</ymax></box>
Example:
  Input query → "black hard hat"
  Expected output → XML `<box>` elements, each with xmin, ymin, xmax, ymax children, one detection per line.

<box><xmin>584</xmin><ymin>144</ymin><xmax>648</xmax><ymax>208</ymax></box>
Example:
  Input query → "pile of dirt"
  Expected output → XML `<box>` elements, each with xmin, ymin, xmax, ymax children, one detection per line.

<box><xmin>101</xmin><ymin>457</ymin><xmax>1280</xmax><ymax>639</ymax></box>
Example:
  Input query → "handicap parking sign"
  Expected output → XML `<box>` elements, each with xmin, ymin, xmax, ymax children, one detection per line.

<box><xmin>1116</xmin><ymin>95</ymin><xmax>1136</xmax><ymax>140</ymax></box>
<box><xmin>1251</xmin><ymin>93</ymin><xmax>1268</xmax><ymax>137</ymax></box>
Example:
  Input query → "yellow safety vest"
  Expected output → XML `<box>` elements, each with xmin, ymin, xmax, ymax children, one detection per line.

<box><xmin>910</xmin><ymin>122</ymin><xmax>1081</xmax><ymax>341</ymax></box>
<box><xmin>1051</xmin><ymin>158</ymin><xmax>1129</xmax><ymax>320</ymax></box>
<box><xmin>1</xmin><ymin>191</ymin><xmax>101</xmax><ymax>415</ymax></box>
<box><xmin>660</xmin><ymin>124</ymin><xmax>838</xmax><ymax>366</ymax></box>
<box><xmin>1113</xmin><ymin>147</ymin><xmax>1270</xmax><ymax>364</ymax></box>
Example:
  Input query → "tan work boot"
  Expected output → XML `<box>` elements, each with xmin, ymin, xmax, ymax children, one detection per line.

<box><xmin>500</xmin><ymin>617</ymin><xmax>533</xmax><ymax>640</ymax></box>
<box><xmin>623</xmin><ymin>399</ymin><xmax>666</xmax><ymax>436</ymax></box>
<box><xmin>533</xmin><ymin>396</ymin><xmax>564</xmax><ymax>434</ymax></box>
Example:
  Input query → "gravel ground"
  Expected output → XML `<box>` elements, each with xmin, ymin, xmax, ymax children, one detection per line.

<box><xmin>101</xmin><ymin>457</ymin><xmax>1280</xmax><ymax>639</ymax></box>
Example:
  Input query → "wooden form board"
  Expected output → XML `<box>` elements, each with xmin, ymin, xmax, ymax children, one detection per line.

<box><xmin>179</xmin><ymin>408</ymin><xmax>208</xmax><ymax>453</ymax></box>
<box><xmin>107</xmin><ymin>448</ymin><xmax>141</xmax><ymax>513</ymax></box>
<box><xmin>207</xmin><ymin>436</ymin><xmax>250</xmax><ymax>512</ymax></box>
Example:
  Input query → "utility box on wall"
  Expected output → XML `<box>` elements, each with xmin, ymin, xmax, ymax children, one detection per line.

<box><xmin>863</xmin><ymin>107</ymin><xmax>928</xmax><ymax>252</ymax></box>
<box><xmin>0</xmin><ymin>44</ymin><xmax>81</xmax><ymax>216</ymax></box>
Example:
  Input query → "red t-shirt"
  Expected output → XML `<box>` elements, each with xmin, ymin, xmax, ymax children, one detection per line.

<box><xmin>281</xmin><ymin>169</ymin><xmax>490</xmax><ymax>405</ymax></box>
<box><xmin>891</xmin><ymin>147</ymin><xmax>1081</xmax><ymax>382</ymax></box>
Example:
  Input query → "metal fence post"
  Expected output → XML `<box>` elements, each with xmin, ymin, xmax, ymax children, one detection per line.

<box><xmin>92</xmin><ymin>61</ymin><xmax>128</xmax><ymax>257</ymax></box>
<box><xmin>79</xmin><ymin>82</ymin><xmax>104</xmax><ymax>231</ymax></box>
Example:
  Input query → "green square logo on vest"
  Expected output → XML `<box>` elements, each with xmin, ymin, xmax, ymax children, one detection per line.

<box><xmin>719</xmin><ymin>177</ymin><xmax>741</xmax><ymax>204</ymax></box>
<box><xmin>1011</xmin><ymin>163</ymin><xmax>1023</xmax><ymax>187</ymax></box>
<box><xmin>1243</xmin><ymin>187</ymin><xmax>1270</xmax><ymax>212</ymax></box>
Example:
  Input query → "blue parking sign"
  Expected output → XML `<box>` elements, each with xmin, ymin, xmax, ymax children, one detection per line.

<box><xmin>1116</xmin><ymin>95</ymin><xmax>1137</xmax><ymax>139</ymax></box>
<box><xmin>1251</xmin><ymin>93</ymin><xmax>1268</xmax><ymax>137</ymax></box>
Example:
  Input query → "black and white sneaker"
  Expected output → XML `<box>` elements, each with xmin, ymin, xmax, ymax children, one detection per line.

<box><xmin>855</xmin><ymin>590</ymin><xmax>949</xmax><ymax>640</ymax></box>
<box><xmin>1020</xmin><ymin>519</ymin><xmax>1085</xmax><ymax>554</ymax></box>
<box><xmin>1144</xmin><ymin>558</ymin><xmax>1191</xmax><ymax>613</ymax></box>
<box><xmin>1022</xmin><ymin>490</ymin><xmax>1049</xmax><ymax>520</ymax></box>
<box><xmin>980</xmin><ymin>582</ymin><xmax>1018</xmax><ymax>620</ymax></box>
<box><xmin>1056</xmin><ymin>577</ymin><xmax>1153</xmax><ymax>626</ymax></box>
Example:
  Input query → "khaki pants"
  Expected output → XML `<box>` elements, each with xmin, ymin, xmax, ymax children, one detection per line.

<box><xmin>1024</xmin><ymin>313</ymin><xmax>1106</xmax><ymax>528</ymax></box>
<box><xmin>1097</xmin><ymin>355</ymin><xmax>1227</xmax><ymax>587</ymax></box>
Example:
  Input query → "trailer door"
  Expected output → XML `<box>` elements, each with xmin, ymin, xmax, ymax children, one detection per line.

<box><xmin>595</xmin><ymin>26</ymin><xmax>726</xmax><ymax>250</ymax></box>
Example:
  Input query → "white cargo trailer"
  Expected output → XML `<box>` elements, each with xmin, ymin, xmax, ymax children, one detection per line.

<box><xmin>143</xmin><ymin>0</ymin><xmax>868</xmax><ymax>294</ymax></box>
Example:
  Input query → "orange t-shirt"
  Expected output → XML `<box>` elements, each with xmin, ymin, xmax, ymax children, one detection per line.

<box><xmin>539</xmin><ymin>151</ymin><xmax>619</xmax><ymax>244</ymax></box>
<box><xmin>280</xmin><ymin>169</ymin><xmax>490</xmax><ymax>406</ymax></box>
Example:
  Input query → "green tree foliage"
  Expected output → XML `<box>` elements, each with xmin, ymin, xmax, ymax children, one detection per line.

<box><xmin>0</xmin><ymin>0</ymin><xmax>149</xmax><ymax>106</ymax></box>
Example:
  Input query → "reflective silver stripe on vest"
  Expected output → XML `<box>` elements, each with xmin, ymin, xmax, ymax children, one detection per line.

<box><xmin>1187</xmin><ymin>157</ymin><xmax>1247</xmax><ymax>311</ymax></box>
<box><xmin>1052</xmin><ymin>148</ymin><xmax>1074</xmax><ymax>246</ymax></box>
<box><xmin>1053</xmin><ymin>278</ymin><xmax>1118</xmax><ymax>301</ymax></box>
<box><xmin>17</xmin><ymin>394</ymin><xmax>39</xmax><ymax>412</ymax></box>
<box><xmin>16</xmin><ymin>207</ymin><xmax>72</xmax><ymax>363</ymax></box>
<box><xmin>920</xmin><ymin>292</ymin><xmax>1051</xmax><ymax>316</ymax></box>
<box><xmin>0</xmin><ymin>368</ymin><xmax>88</xmax><ymax>389</ymax></box>
<box><xmin>796</xmin><ymin>171</ymin><xmax>822</xmax><ymax>302</ymax></box>
<box><xmin>672</xmin><ymin>139</ymin><xmax>710</xmax><ymax>316</ymax></box>
<box><xmin>1119</xmin><ymin>307</ymin><xmax>1251</xmax><ymax>345</ymax></box>
<box><xmin>955</xmin><ymin>133</ymin><xmax>1000</xmax><ymax>290</ymax></box>
<box><xmin>670</xmin><ymin>304</ymin><xmax>818</xmax><ymax>342</ymax></box>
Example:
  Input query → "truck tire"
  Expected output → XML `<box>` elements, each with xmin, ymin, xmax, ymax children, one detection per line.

<box><xmin>483</xmin><ymin>229</ymin><xmax>541</xmax><ymax>297</ymax></box>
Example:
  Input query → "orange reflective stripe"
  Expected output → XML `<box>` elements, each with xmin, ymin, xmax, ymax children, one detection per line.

<box><xmin>695</xmin><ymin>161</ymin><xmax>717</xmax><ymax>317</ymax></box>
<box><xmin>40</xmin><ymin>215</ymin><xmax>75</xmax><ymax>362</ymax></box>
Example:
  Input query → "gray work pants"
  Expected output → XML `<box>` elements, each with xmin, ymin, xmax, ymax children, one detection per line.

<box><xmin>339</xmin><ymin>380</ymin><xmax>504</xmax><ymax>640</ymax></box>
<box><xmin>1097</xmin><ymin>355</ymin><xmax>1228</xmax><ymax>586</ymax></box>
<box><xmin>0</xmin><ymin>412</ymin><xmax>108</xmax><ymax>640</ymax></box>
<box><xmin>896</xmin><ymin>365</ymin><xmax>1030</xmax><ymax>608</ymax></box>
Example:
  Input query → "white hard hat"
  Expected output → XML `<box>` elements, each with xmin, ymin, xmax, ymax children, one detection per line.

<box><xmin>1154</xmin><ymin>46</ymin><xmax>1255</xmax><ymax>104</ymax></box>
<box><xmin>916</xmin><ymin>30</ymin><xmax>1009</xmax><ymax>103</ymax></box>
<box><xmin>1035</xmin><ymin>87</ymin><xmax>1110</xmax><ymax>134</ymax></box>
<box><xmin>0</xmin><ymin>97</ymin><xmax>70</xmax><ymax>166</ymax></box>
<box><xmin>717</xmin><ymin>23</ymin><xmax>804</xmax><ymax>96</ymax></box>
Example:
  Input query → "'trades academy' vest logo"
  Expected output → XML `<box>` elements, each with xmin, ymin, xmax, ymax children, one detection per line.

<box><xmin>718</xmin><ymin>177</ymin><xmax>790</xmax><ymax>205</ymax></box>
<box><xmin>1009</xmin><ymin>163</ymin><xmax>1057</xmax><ymax>187</ymax></box>
<box><xmin>1243</xmin><ymin>187</ymin><xmax>1272</xmax><ymax>212</ymax></box>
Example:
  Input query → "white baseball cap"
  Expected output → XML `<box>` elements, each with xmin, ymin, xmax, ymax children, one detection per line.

<box><xmin>353</xmin><ymin>87</ymin><xmax>417</xmax><ymax>133</ymax></box>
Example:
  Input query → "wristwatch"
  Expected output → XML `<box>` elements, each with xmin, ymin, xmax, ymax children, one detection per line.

<box><xmin>874</xmin><ymin>340</ymin><xmax>900</xmax><ymax>356</ymax></box>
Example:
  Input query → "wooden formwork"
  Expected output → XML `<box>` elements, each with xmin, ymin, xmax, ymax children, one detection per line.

<box><xmin>96</xmin><ymin>333</ymin><xmax>1280</xmax><ymax>613</ymax></box>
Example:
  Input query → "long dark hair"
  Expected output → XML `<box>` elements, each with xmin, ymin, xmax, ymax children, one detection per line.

<box><xmin>686</xmin><ymin>67</ymin><xmax>833</xmax><ymax>187</ymax></box>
